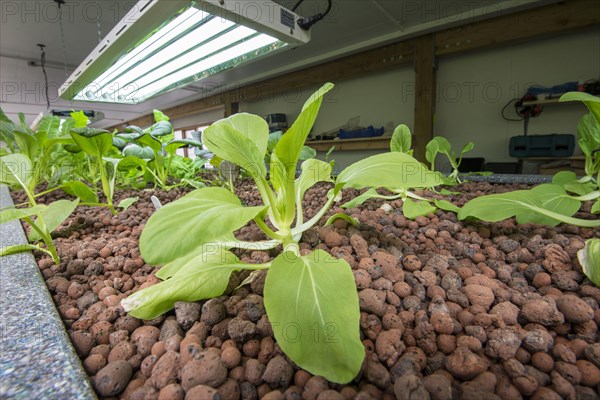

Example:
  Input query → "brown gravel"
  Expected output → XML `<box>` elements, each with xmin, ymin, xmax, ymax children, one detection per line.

<box><xmin>13</xmin><ymin>180</ymin><xmax>600</xmax><ymax>400</ymax></box>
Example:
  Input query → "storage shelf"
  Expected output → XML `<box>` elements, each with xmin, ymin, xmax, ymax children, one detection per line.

<box><xmin>521</xmin><ymin>96</ymin><xmax>599</xmax><ymax>106</ymax></box>
<box><xmin>305</xmin><ymin>136</ymin><xmax>391</xmax><ymax>151</ymax></box>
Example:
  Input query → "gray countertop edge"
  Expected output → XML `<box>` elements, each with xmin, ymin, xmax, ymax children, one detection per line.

<box><xmin>0</xmin><ymin>185</ymin><xmax>97</xmax><ymax>400</ymax></box>
<box><xmin>459</xmin><ymin>173</ymin><xmax>553</xmax><ymax>185</ymax></box>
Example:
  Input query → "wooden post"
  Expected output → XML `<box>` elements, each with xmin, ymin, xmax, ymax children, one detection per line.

<box><xmin>224</xmin><ymin>92</ymin><xmax>239</xmax><ymax>117</ymax></box>
<box><xmin>413</xmin><ymin>34</ymin><xmax>436</xmax><ymax>163</ymax></box>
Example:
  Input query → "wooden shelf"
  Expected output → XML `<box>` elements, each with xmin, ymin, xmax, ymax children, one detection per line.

<box><xmin>521</xmin><ymin>96</ymin><xmax>598</xmax><ymax>106</ymax></box>
<box><xmin>305</xmin><ymin>136</ymin><xmax>391</xmax><ymax>151</ymax></box>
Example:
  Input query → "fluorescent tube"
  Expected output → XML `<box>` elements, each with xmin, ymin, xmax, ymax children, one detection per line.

<box><xmin>59</xmin><ymin>0</ymin><xmax>310</xmax><ymax>104</ymax></box>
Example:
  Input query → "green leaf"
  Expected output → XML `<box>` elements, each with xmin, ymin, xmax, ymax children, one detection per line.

<box><xmin>0</xmin><ymin>108</ymin><xmax>12</xmax><ymax>123</ymax></box>
<box><xmin>150</xmin><ymin>120</ymin><xmax>173</xmax><ymax>137</ymax></box>
<box><xmin>403</xmin><ymin>198</ymin><xmax>436</xmax><ymax>219</ymax></box>
<box><xmin>112</xmin><ymin>136</ymin><xmax>128</xmax><ymax>150</ymax></box>
<box><xmin>181</xmin><ymin>178</ymin><xmax>206</xmax><ymax>190</ymax></box>
<box><xmin>0</xmin><ymin>153</ymin><xmax>33</xmax><ymax>189</ymax></box>
<box><xmin>28</xmin><ymin>199</ymin><xmax>79</xmax><ymax>241</ymax></box>
<box><xmin>153</xmin><ymin>109</ymin><xmax>170</xmax><ymax>122</ymax></box>
<box><xmin>458</xmin><ymin>184</ymin><xmax>600</xmax><ymax>227</ymax></box>
<box><xmin>61</xmin><ymin>181</ymin><xmax>99</xmax><ymax>203</ymax></box>
<box><xmin>296</xmin><ymin>159</ymin><xmax>333</xmax><ymax>207</ymax></box>
<box><xmin>164</xmin><ymin>139</ymin><xmax>203</xmax><ymax>157</ymax></box>
<box><xmin>140</xmin><ymin>187</ymin><xmax>267</xmax><ymax>265</ymax></box>
<box><xmin>70</xmin><ymin>111</ymin><xmax>89</xmax><ymax>128</ymax></box>
<box><xmin>123</xmin><ymin>143</ymin><xmax>155</xmax><ymax>160</ymax></box>
<box><xmin>267</xmin><ymin>131</ymin><xmax>283</xmax><ymax>153</ymax></box>
<box><xmin>390</xmin><ymin>124</ymin><xmax>412</xmax><ymax>154</ymax></box>
<box><xmin>578</xmin><ymin>239</ymin><xmax>600</xmax><ymax>286</ymax></box>
<box><xmin>123</xmin><ymin>125</ymin><xmax>145</xmax><ymax>138</ymax></box>
<box><xmin>592</xmin><ymin>200</ymin><xmax>600</xmax><ymax>214</ymax></box>
<box><xmin>337</xmin><ymin>152</ymin><xmax>443</xmax><ymax>190</ymax></box>
<box><xmin>461</xmin><ymin>142</ymin><xmax>475</xmax><ymax>154</ymax></box>
<box><xmin>325</xmin><ymin>213</ymin><xmax>359</xmax><ymax>227</ymax></box>
<box><xmin>434</xmin><ymin>199</ymin><xmax>460</xmax><ymax>213</ymax></box>
<box><xmin>425</xmin><ymin>139</ymin><xmax>439</xmax><ymax>168</ymax></box>
<box><xmin>118</xmin><ymin>197</ymin><xmax>138</xmax><ymax>211</ymax></box>
<box><xmin>552</xmin><ymin>171</ymin><xmax>578</xmax><ymax>186</ymax></box>
<box><xmin>431</xmin><ymin>136</ymin><xmax>452</xmax><ymax>154</ymax></box>
<box><xmin>264</xmin><ymin>250</ymin><xmax>364</xmax><ymax>383</ymax></box>
<box><xmin>517</xmin><ymin>184</ymin><xmax>581</xmax><ymax>225</ymax></box>
<box><xmin>35</xmin><ymin>116</ymin><xmax>61</xmax><ymax>141</ymax></box>
<box><xmin>560</xmin><ymin>92</ymin><xmax>600</xmax><ymax>123</ymax></box>
<box><xmin>70</xmin><ymin>128</ymin><xmax>113</xmax><ymax>158</ymax></box>
<box><xmin>341</xmin><ymin>188</ymin><xmax>401</xmax><ymax>209</ymax></box>
<box><xmin>0</xmin><ymin>205</ymin><xmax>47</xmax><ymax>224</ymax></box>
<box><xmin>203</xmin><ymin>118</ymin><xmax>267</xmax><ymax>179</ymax></box>
<box><xmin>63</xmin><ymin>144</ymin><xmax>81</xmax><ymax>153</ymax></box>
<box><xmin>220</xmin><ymin>160</ymin><xmax>240</xmax><ymax>181</ymax></box>
<box><xmin>0</xmin><ymin>243</ymin><xmax>53</xmax><ymax>258</ymax></box>
<box><xmin>272</xmin><ymin>83</ymin><xmax>334</xmax><ymax>191</ymax></box>
<box><xmin>222</xmin><ymin>113</ymin><xmax>269</xmax><ymax>155</ymax></box>
<box><xmin>122</xmin><ymin>249</ymin><xmax>262</xmax><ymax>320</ymax></box>
<box><xmin>136</xmin><ymin>133</ymin><xmax>162</xmax><ymax>153</ymax></box>
<box><xmin>117</xmin><ymin>156</ymin><xmax>147</xmax><ymax>178</ymax></box>
<box><xmin>299</xmin><ymin>146</ymin><xmax>317</xmax><ymax>160</ymax></box>
<box><xmin>12</xmin><ymin>130</ymin><xmax>39</xmax><ymax>161</ymax></box>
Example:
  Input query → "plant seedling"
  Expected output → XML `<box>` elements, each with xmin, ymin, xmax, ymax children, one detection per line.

<box><xmin>426</xmin><ymin>136</ymin><xmax>474</xmax><ymax>184</ymax></box>
<box><xmin>458</xmin><ymin>169</ymin><xmax>600</xmax><ymax>284</ymax></box>
<box><xmin>69</xmin><ymin>112</ymin><xmax>138</xmax><ymax>213</ymax></box>
<box><xmin>122</xmin><ymin>83</ymin><xmax>443</xmax><ymax>383</ymax></box>
<box><xmin>114</xmin><ymin>110</ymin><xmax>204</xmax><ymax>189</ymax></box>
<box><xmin>0</xmin><ymin>154</ymin><xmax>79</xmax><ymax>264</ymax></box>
<box><xmin>340</xmin><ymin>124</ymin><xmax>456</xmax><ymax>218</ymax></box>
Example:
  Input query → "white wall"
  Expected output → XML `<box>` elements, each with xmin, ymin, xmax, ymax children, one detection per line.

<box><xmin>240</xmin><ymin>28</ymin><xmax>599</xmax><ymax>170</ymax></box>
<box><xmin>241</xmin><ymin>67</ymin><xmax>415</xmax><ymax>170</ymax></box>
<box><xmin>435</xmin><ymin>28</ymin><xmax>600</xmax><ymax>163</ymax></box>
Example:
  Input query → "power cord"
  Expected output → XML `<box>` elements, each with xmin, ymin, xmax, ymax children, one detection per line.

<box><xmin>295</xmin><ymin>0</ymin><xmax>332</xmax><ymax>30</ymax></box>
<box><xmin>501</xmin><ymin>98</ymin><xmax>523</xmax><ymax>122</ymax></box>
<box><xmin>37</xmin><ymin>44</ymin><xmax>51</xmax><ymax>110</ymax></box>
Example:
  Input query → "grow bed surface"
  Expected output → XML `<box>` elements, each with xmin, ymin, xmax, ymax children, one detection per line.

<box><xmin>12</xmin><ymin>181</ymin><xmax>600</xmax><ymax>400</ymax></box>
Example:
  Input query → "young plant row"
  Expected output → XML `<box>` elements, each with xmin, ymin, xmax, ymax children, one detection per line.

<box><xmin>0</xmin><ymin>83</ymin><xmax>597</xmax><ymax>383</ymax></box>
<box><xmin>0</xmin><ymin>109</ymin><xmax>207</xmax><ymax>262</ymax></box>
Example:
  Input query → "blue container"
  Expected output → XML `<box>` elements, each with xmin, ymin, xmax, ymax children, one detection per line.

<box><xmin>339</xmin><ymin>125</ymin><xmax>384</xmax><ymax>139</ymax></box>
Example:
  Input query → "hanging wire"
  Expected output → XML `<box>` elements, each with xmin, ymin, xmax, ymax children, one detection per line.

<box><xmin>56</xmin><ymin>1</ymin><xmax>69</xmax><ymax>83</ymax></box>
<box><xmin>37</xmin><ymin>44</ymin><xmax>51</xmax><ymax>110</ymax></box>
<box><xmin>291</xmin><ymin>0</ymin><xmax>305</xmax><ymax>11</ymax></box>
<box><xmin>297</xmin><ymin>0</ymin><xmax>332</xmax><ymax>30</ymax></box>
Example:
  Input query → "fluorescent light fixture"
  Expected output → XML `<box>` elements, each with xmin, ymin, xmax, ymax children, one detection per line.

<box><xmin>59</xmin><ymin>0</ymin><xmax>310</xmax><ymax>104</ymax></box>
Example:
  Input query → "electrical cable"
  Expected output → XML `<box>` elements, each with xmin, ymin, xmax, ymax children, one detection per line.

<box><xmin>297</xmin><ymin>0</ymin><xmax>332</xmax><ymax>30</ymax></box>
<box><xmin>291</xmin><ymin>0</ymin><xmax>305</xmax><ymax>12</ymax></box>
<box><xmin>501</xmin><ymin>98</ymin><xmax>523</xmax><ymax>122</ymax></box>
<box><xmin>37</xmin><ymin>44</ymin><xmax>51</xmax><ymax>110</ymax></box>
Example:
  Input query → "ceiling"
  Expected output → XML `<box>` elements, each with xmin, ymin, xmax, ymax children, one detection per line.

<box><xmin>0</xmin><ymin>0</ymin><xmax>553</xmax><ymax>128</ymax></box>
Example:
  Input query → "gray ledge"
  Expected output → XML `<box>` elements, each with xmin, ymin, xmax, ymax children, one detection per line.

<box><xmin>460</xmin><ymin>173</ymin><xmax>553</xmax><ymax>185</ymax></box>
<box><xmin>0</xmin><ymin>186</ymin><xmax>96</xmax><ymax>400</ymax></box>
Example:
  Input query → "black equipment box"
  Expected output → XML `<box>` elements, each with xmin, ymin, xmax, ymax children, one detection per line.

<box><xmin>509</xmin><ymin>134</ymin><xmax>575</xmax><ymax>158</ymax></box>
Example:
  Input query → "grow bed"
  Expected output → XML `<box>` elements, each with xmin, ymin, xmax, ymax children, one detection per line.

<box><xmin>11</xmin><ymin>180</ymin><xmax>600</xmax><ymax>400</ymax></box>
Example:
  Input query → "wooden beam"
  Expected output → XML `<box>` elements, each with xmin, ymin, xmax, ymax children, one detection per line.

<box><xmin>435</xmin><ymin>0</ymin><xmax>599</xmax><ymax>56</ymax></box>
<box><xmin>413</xmin><ymin>34</ymin><xmax>437</xmax><ymax>163</ymax></box>
<box><xmin>233</xmin><ymin>41</ymin><xmax>414</xmax><ymax>104</ymax></box>
<box><xmin>223</xmin><ymin>92</ymin><xmax>239</xmax><ymax>117</ymax></box>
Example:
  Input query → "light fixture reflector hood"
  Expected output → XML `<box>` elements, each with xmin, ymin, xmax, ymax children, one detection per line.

<box><xmin>59</xmin><ymin>0</ymin><xmax>310</xmax><ymax>104</ymax></box>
